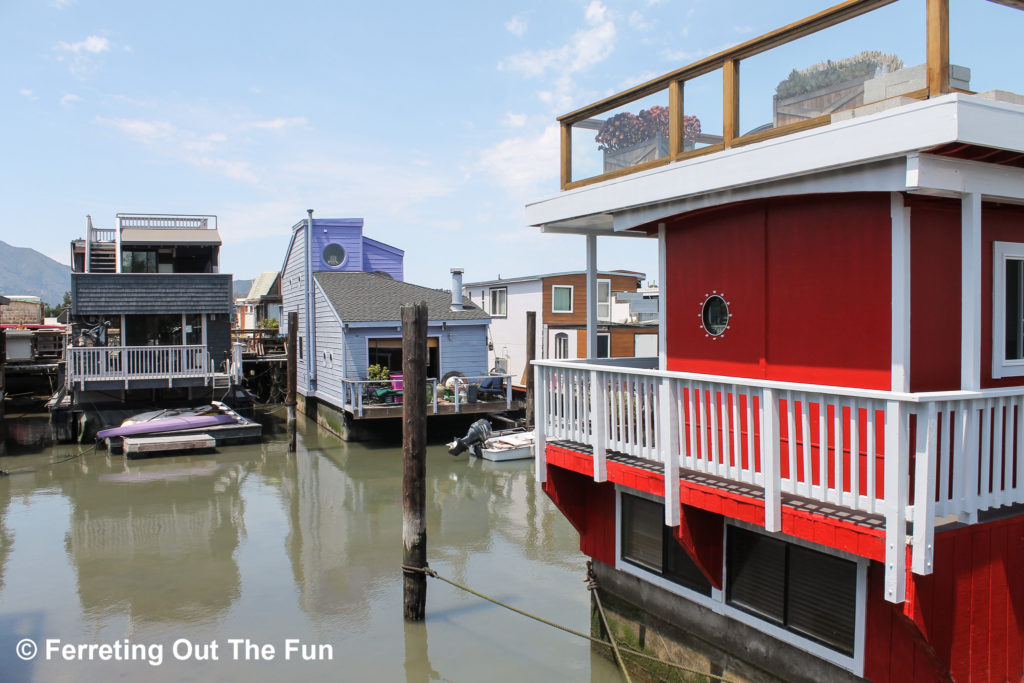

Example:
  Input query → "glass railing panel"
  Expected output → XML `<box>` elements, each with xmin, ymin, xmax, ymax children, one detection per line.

<box><xmin>950</xmin><ymin>0</ymin><xmax>1024</xmax><ymax>98</ymax></box>
<box><xmin>570</xmin><ymin>89</ymin><xmax>669</xmax><ymax>184</ymax></box>
<box><xmin>682</xmin><ymin>69</ymin><xmax>723</xmax><ymax>152</ymax></box>
<box><xmin>738</xmin><ymin>0</ymin><xmax>925</xmax><ymax>138</ymax></box>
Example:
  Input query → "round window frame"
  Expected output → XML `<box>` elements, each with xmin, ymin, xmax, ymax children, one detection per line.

<box><xmin>321</xmin><ymin>242</ymin><xmax>347</xmax><ymax>269</ymax></box>
<box><xmin>700</xmin><ymin>294</ymin><xmax>730</xmax><ymax>337</ymax></box>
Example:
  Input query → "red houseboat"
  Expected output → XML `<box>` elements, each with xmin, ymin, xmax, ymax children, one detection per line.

<box><xmin>527</xmin><ymin>1</ymin><xmax>1024</xmax><ymax>680</ymax></box>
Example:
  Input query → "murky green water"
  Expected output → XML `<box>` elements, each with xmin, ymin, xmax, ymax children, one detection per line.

<box><xmin>0</xmin><ymin>411</ymin><xmax>620</xmax><ymax>682</ymax></box>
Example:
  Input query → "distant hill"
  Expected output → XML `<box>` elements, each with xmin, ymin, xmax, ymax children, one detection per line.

<box><xmin>233</xmin><ymin>280</ymin><xmax>253</xmax><ymax>299</ymax></box>
<box><xmin>0</xmin><ymin>241</ymin><xmax>71</xmax><ymax>308</ymax></box>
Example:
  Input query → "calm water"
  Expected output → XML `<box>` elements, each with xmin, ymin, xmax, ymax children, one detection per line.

<box><xmin>0</xmin><ymin>411</ymin><xmax>620</xmax><ymax>682</ymax></box>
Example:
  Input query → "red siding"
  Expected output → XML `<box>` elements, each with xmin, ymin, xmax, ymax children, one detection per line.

<box><xmin>864</xmin><ymin>515</ymin><xmax>1024</xmax><ymax>683</ymax></box>
<box><xmin>908</xmin><ymin>197</ymin><xmax>962</xmax><ymax>392</ymax></box>
<box><xmin>665</xmin><ymin>194</ymin><xmax>891</xmax><ymax>390</ymax></box>
<box><xmin>541</xmin><ymin>462</ymin><xmax>616</xmax><ymax>566</ymax></box>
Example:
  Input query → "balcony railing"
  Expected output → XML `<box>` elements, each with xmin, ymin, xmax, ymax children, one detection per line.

<box><xmin>339</xmin><ymin>374</ymin><xmax>512</xmax><ymax>417</ymax></box>
<box><xmin>558</xmin><ymin>0</ymin><xmax>1023</xmax><ymax>189</ymax></box>
<box><xmin>116</xmin><ymin>213</ymin><xmax>217</xmax><ymax>230</ymax></box>
<box><xmin>66</xmin><ymin>345</ymin><xmax>216</xmax><ymax>387</ymax></box>
<box><xmin>533</xmin><ymin>358</ymin><xmax>1024</xmax><ymax>603</ymax></box>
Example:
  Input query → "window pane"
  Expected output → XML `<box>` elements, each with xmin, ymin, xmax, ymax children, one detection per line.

<box><xmin>598</xmin><ymin>281</ymin><xmax>611</xmax><ymax>320</ymax></box>
<box><xmin>664</xmin><ymin>532</ymin><xmax>712</xmax><ymax>596</ymax></box>
<box><xmin>787</xmin><ymin>545</ymin><xmax>857</xmax><ymax>655</ymax></box>
<box><xmin>490</xmin><ymin>289</ymin><xmax>507</xmax><ymax>316</ymax></box>
<box><xmin>1006</xmin><ymin>259</ymin><xmax>1023</xmax><ymax>360</ymax></box>
<box><xmin>553</xmin><ymin>287</ymin><xmax>572</xmax><ymax>312</ymax></box>
<box><xmin>621</xmin><ymin>494</ymin><xmax>663</xmax><ymax>572</ymax></box>
<box><xmin>597</xmin><ymin>335</ymin><xmax>610</xmax><ymax>358</ymax></box>
<box><xmin>727</xmin><ymin>526</ymin><xmax>786</xmax><ymax>625</ymax></box>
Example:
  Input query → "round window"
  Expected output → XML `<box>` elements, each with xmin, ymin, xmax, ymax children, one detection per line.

<box><xmin>701</xmin><ymin>294</ymin><xmax>729</xmax><ymax>336</ymax></box>
<box><xmin>322</xmin><ymin>243</ymin><xmax>346</xmax><ymax>268</ymax></box>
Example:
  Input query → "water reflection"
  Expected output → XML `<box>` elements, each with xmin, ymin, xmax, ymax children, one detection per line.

<box><xmin>0</xmin><ymin>412</ymin><xmax>618</xmax><ymax>682</ymax></box>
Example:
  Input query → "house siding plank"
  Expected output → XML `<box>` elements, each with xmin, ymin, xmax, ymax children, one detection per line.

<box><xmin>362</xmin><ymin>240</ymin><xmax>404</xmax><ymax>281</ymax></box>
<box><xmin>72</xmin><ymin>273</ymin><xmax>233</xmax><ymax>315</ymax></box>
<box><xmin>281</xmin><ymin>226</ymin><xmax>309</xmax><ymax>395</ymax></box>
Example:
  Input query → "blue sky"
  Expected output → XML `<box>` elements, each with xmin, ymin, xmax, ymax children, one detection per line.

<box><xmin>1</xmin><ymin>0</ymin><xmax>1019</xmax><ymax>293</ymax></box>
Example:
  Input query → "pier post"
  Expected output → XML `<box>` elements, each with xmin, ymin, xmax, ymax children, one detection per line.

<box><xmin>286</xmin><ymin>312</ymin><xmax>297</xmax><ymax>452</ymax></box>
<box><xmin>402</xmin><ymin>301</ymin><xmax>428</xmax><ymax>621</ymax></box>
<box><xmin>525</xmin><ymin>311</ymin><xmax>536</xmax><ymax>427</ymax></box>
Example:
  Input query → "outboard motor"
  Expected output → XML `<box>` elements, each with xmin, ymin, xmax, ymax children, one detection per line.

<box><xmin>448</xmin><ymin>419</ymin><xmax>492</xmax><ymax>457</ymax></box>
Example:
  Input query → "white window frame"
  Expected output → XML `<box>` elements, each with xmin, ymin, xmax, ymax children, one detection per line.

<box><xmin>613</xmin><ymin>487</ymin><xmax>867</xmax><ymax>677</ymax></box>
<box><xmin>552</xmin><ymin>285</ymin><xmax>574</xmax><ymax>313</ymax></box>
<box><xmin>554</xmin><ymin>332</ymin><xmax>569</xmax><ymax>359</ymax></box>
<box><xmin>490</xmin><ymin>287</ymin><xmax>507</xmax><ymax>318</ymax></box>
<box><xmin>597</xmin><ymin>279</ymin><xmax>611</xmax><ymax>321</ymax></box>
<box><xmin>993</xmin><ymin>241</ymin><xmax>1024</xmax><ymax>378</ymax></box>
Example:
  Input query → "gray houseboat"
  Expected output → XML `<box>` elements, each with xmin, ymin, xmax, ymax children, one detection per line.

<box><xmin>53</xmin><ymin>213</ymin><xmax>238</xmax><ymax>440</ymax></box>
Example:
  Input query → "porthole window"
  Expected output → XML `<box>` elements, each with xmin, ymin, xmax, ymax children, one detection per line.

<box><xmin>322</xmin><ymin>243</ymin><xmax>346</xmax><ymax>268</ymax></box>
<box><xmin>701</xmin><ymin>294</ymin><xmax>730</xmax><ymax>337</ymax></box>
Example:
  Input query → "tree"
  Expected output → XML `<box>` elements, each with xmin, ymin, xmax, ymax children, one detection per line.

<box><xmin>44</xmin><ymin>291</ymin><xmax>71</xmax><ymax>318</ymax></box>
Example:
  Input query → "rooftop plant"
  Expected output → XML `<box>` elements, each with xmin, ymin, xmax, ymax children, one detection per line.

<box><xmin>595</xmin><ymin>106</ymin><xmax>701</xmax><ymax>153</ymax></box>
<box><xmin>775</xmin><ymin>50</ymin><xmax>904</xmax><ymax>99</ymax></box>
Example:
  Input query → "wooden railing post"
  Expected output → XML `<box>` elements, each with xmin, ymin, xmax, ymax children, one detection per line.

<box><xmin>912</xmin><ymin>402</ymin><xmax>938</xmax><ymax>575</ymax></box>
<box><xmin>723</xmin><ymin>58</ymin><xmax>740</xmax><ymax>147</ymax></box>
<box><xmin>560</xmin><ymin>122</ymin><xmax>572</xmax><ymax>189</ymax></box>
<box><xmin>926</xmin><ymin>0</ymin><xmax>950</xmax><ymax>97</ymax></box>
<box><xmin>884</xmin><ymin>399</ymin><xmax>909</xmax><ymax>603</ymax></box>
<box><xmin>534</xmin><ymin>364</ymin><xmax>547</xmax><ymax>483</ymax></box>
<box><xmin>668</xmin><ymin>79</ymin><xmax>684</xmax><ymax>159</ymax></box>
<box><xmin>761</xmin><ymin>388</ymin><xmax>781</xmax><ymax>531</ymax></box>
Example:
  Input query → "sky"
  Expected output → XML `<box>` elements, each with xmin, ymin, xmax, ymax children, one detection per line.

<box><xmin>1</xmin><ymin>0</ymin><xmax>1019</xmax><ymax>294</ymax></box>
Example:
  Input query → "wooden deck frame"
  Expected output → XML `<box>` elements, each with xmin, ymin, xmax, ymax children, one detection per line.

<box><xmin>559</xmin><ymin>0</ymin><xmax>962</xmax><ymax>190</ymax></box>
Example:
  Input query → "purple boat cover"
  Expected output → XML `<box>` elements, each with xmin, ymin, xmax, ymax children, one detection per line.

<box><xmin>97</xmin><ymin>414</ymin><xmax>237</xmax><ymax>439</ymax></box>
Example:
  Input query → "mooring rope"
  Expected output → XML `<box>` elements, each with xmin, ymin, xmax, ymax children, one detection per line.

<box><xmin>401</xmin><ymin>562</ymin><xmax>734</xmax><ymax>683</ymax></box>
<box><xmin>586</xmin><ymin>561</ymin><xmax>632</xmax><ymax>683</ymax></box>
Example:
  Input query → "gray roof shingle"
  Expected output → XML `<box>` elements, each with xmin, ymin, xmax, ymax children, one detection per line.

<box><xmin>315</xmin><ymin>271</ymin><xmax>489</xmax><ymax>322</ymax></box>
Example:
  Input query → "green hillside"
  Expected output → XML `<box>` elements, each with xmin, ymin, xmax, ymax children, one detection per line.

<box><xmin>0</xmin><ymin>240</ymin><xmax>71</xmax><ymax>308</ymax></box>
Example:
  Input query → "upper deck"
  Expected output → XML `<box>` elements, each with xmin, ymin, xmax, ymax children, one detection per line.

<box><xmin>72</xmin><ymin>213</ymin><xmax>221</xmax><ymax>275</ymax></box>
<box><xmin>527</xmin><ymin>0</ymin><xmax>1024</xmax><ymax>234</ymax></box>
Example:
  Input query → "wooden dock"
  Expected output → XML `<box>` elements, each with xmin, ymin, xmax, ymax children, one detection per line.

<box><xmin>124</xmin><ymin>433</ymin><xmax>216</xmax><ymax>457</ymax></box>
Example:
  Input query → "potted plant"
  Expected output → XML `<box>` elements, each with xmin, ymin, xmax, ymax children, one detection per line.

<box><xmin>596</xmin><ymin>106</ymin><xmax>701</xmax><ymax>172</ymax></box>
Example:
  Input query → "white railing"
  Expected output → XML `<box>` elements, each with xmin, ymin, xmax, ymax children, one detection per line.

<box><xmin>533</xmin><ymin>359</ymin><xmax>1024</xmax><ymax>604</ymax></box>
<box><xmin>66</xmin><ymin>345</ymin><xmax>213</xmax><ymax>387</ymax></box>
<box><xmin>338</xmin><ymin>374</ymin><xmax>513</xmax><ymax>417</ymax></box>
<box><xmin>116</xmin><ymin>213</ymin><xmax>216</xmax><ymax>230</ymax></box>
<box><xmin>89</xmin><ymin>228</ymin><xmax>116</xmax><ymax>242</ymax></box>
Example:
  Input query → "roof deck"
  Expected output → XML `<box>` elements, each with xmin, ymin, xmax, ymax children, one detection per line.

<box><xmin>532</xmin><ymin>0</ymin><xmax>1024</xmax><ymax>233</ymax></box>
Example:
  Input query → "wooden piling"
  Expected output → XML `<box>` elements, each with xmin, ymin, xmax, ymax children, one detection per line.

<box><xmin>525</xmin><ymin>311</ymin><xmax>536</xmax><ymax>427</ymax></box>
<box><xmin>402</xmin><ymin>301</ymin><xmax>428</xmax><ymax>621</ymax></box>
<box><xmin>286</xmin><ymin>311</ymin><xmax>298</xmax><ymax>451</ymax></box>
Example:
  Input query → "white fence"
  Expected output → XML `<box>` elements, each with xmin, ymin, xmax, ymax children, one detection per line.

<box><xmin>533</xmin><ymin>359</ymin><xmax>1024</xmax><ymax>604</ymax></box>
<box><xmin>66</xmin><ymin>345</ymin><xmax>213</xmax><ymax>387</ymax></box>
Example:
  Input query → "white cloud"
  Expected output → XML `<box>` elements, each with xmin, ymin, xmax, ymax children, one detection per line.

<box><xmin>629</xmin><ymin>11</ymin><xmax>655</xmax><ymax>32</ymax></box>
<box><xmin>60</xmin><ymin>93</ymin><xmax>80</xmax><ymax>106</ymax></box>
<box><xmin>19</xmin><ymin>89</ymin><xmax>37</xmax><ymax>100</ymax></box>
<box><xmin>505</xmin><ymin>15</ymin><xmax>527</xmax><ymax>37</ymax></box>
<box><xmin>56</xmin><ymin>35</ymin><xmax>110</xmax><ymax>54</ymax></box>
<box><xmin>499</xmin><ymin>1</ymin><xmax>615</xmax><ymax>78</ymax></box>
<box><xmin>246</xmin><ymin>117</ymin><xmax>307</xmax><ymax>130</ymax></box>
<box><xmin>476</xmin><ymin>125</ymin><xmax>560</xmax><ymax>196</ymax></box>
<box><xmin>503</xmin><ymin>112</ymin><xmax>527</xmax><ymax>127</ymax></box>
<box><xmin>97</xmin><ymin>116</ymin><xmax>176</xmax><ymax>143</ymax></box>
<box><xmin>123</xmin><ymin>45</ymin><xmax>134</xmax><ymax>53</ymax></box>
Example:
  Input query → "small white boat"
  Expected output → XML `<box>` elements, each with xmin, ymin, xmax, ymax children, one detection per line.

<box><xmin>481</xmin><ymin>430</ymin><xmax>534</xmax><ymax>462</ymax></box>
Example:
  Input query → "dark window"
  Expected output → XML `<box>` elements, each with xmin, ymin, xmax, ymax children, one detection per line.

<box><xmin>1006</xmin><ymin>259</ymin><xmax>1023</xmax><ymax>360</ymax></box>
<box><xmin>596</xmin><ymin>333</ymin><xmax>610</xmax><ymax>358</ymax></box>
<box><xmin>322</xmin><ymin>243</ymin><xmax>346</xmax><ymax>268</ymax></box>
<box><xmin>702</xmin><ymin>295</ymin><xmax>729</xmax><ymax>336</ymax></box>
<box><xmin>727</xmin><ymin>526</ymin><xmax>857</xmax><ymax>655</ymax></box>
<box><xmin>621</xmin><ymin>493</ymin><xmax>711</xmax><ymax>596</ymax></box>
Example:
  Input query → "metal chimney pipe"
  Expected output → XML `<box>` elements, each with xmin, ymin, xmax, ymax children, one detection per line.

<box><xmin>450</xmin><ymin>267</ymin><xmax>464</xmax><ymax>310</ymax></box>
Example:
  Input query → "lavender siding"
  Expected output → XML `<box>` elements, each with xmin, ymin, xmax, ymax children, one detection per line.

<box><xmin>342</xmin><ymin>323</ymin><xmax>488</xmax><ymax>381</ymax></box>
<box><xmin>310</xmin><ymin>219</ymin><xmax>364</xmax><ymax>273</ymax></box>
<box><xmin>362</xmin><ymin>239</ymin><xmax>404</xmax><ymax>281</ymax></box>
<box><xmin>311</xmin><ymin>281</ymin><xmax>346</xmax><ymax>406</ymax></box>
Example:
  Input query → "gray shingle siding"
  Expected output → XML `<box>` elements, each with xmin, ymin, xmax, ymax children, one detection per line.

<box><xmin>72</xmin><ymin>273</ymin><xmax>233</xmax><ymax>315</ymax></box>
